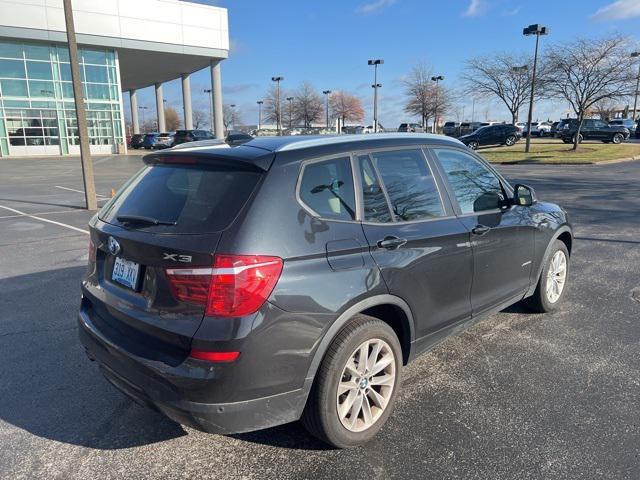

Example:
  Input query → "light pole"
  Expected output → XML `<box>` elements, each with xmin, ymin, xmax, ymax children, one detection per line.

<box><xmin>271</xmin><ymin>76</ymin><xmax>284</xmax><ymax>135</ymax></box>
<box><xmin>631</xmin><ymin>52</ymin><xmax>640</xmax><ymax>122</ymax></box>
<box><xmin>256</xmin><ymin>100</ymin><xmax>263</xmax><ymax>130</ymax></box>
<box><xmin>138</xmin><ymin>106</ymin><xmax>148</xmax><ymax>131</ymax></box>
<box><xmin>368</xmin><ymin>59</ymin><xmax>384</xmax><ymax>132</ymax></box>
<box><xmin>523</xmin><ymin>23</ymin><xmax>549</xmax><ymax>153</ymax></box>
<box><xmin>204</xmin><ymin>88</ymin><xmax>213</xmax><ymax>131</ymax></box>
<box><xmin>431</xmin><ymin>75</ymin><xmax>444</xmax><ymax>133</ymax></box>
<box><xmin>229</xmin><ymin>104</ymin><xmax>236</xmax><ymax>130</ymax></box>
<box><xmin>322</xmin><ymin>90</ymin><xmax>331</xmax><ymax>130</ymax></box>
<box><xmin>286</xmin><ymin>96</ymin><xmax>295</xmax><ymax>129</ymax></box>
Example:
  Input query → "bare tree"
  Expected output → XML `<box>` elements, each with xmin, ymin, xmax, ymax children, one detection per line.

<box><xmin>192</xmin><ymin>109</ymin><xmax>208</xmax><ymax>129</ymax></box>
<box><xmin>164</xmin><ymin>106</ymin><xmax>181</xmax><ymax>131</ymax></box>
<box><xmin>592</xmin><ymin>98</ymin><xmax>618</xmax><ymax>121</ymax></box>
<box><xmin>292</xmin><ymin>81</ymin><xmax>323</xmax><ymax>128</ymax></box>
<box><xmin>223</xmin><ymin>104</ymin><xmax>241</xmax><ymax>131</ymax></box>
<box><xmin>329</xmin><ymin>91</ymin><xmax>364</xmax><ymax>131</ymax></box>
<box><xmin>263</xmin><ymin>86</ymin><xmax>283</xmax><ymax>127</ymax></box>
<box><xmin>461</xmin><ymin>53</ymin><xmax>538</xmax><ymax>124</ymax></box>
<box><xmin>403</xmin><ymin>64</ymin><xmax>453</xmax><ymax>129</ymax></box>
<box><xmin>545</xmin><ymin>36</ymin><xmax>635</xmax><ymax>150</ymax></box>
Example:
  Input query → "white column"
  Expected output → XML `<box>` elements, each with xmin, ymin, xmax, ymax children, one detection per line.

<box><xmin>181</xmin><ymin>74</ymin><xmax>193</xmax><ymax>130</ymax></box>
<box><xmin>130</xmin><ymin>89</ymin><xmax>140</xmax><ymax>134</ymax></box>
<box><xmin>210</xmin><ymin>60</ymin><xmax>224</xmax><ymax>139</ymax></box>
<box><xmin>155</xmin><ymin>82</ymin><xmax>166</xmax><ymax>132</ymax></box>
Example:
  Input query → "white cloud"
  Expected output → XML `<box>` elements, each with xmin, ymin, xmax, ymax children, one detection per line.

<box><xmin>462</xmin><ymin>0</ymin><xmax>486</xmax><ymax>17</ymax></box>
<box><xmin>355</xmin><ymin>0</ymin><xmax>397</xmax><ymax>14</ymax></box>
<box><xmin>502</xmin><ymin>6</ymin><xmax>520</xmax><ymax>16</ymax></box>
<box><xmin>592</xmin><ymin>0</ymin><xmax>640</xmax><ymax>21</ymax></box>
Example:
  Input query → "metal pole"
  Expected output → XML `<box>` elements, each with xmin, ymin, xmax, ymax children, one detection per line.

<box><xmin>63</xmin><ymin>0</ymin><xmax>96</xmax><ymax>210</ymax></box>
<box><xmin>257</xmin><ymin>101</ymin><xmax>263</xmax><ymax>130</ymax></box>
<box><xmin>632</xmin><ymin>60</ymin><xmax>640</xmax><ymax>121</ymax></box>
<box><xmin>276</xmin><ymin>81</ymin><xmax>281</xmax><ymax>134</ymax></box>
<box><xmin>326</xmin><ymin>95</ymin><xmax>329</xmax><ymax>129</ymax></box>
<box><xmin>204</xmin><ymin>89</ymin><xmax>213</xmax><ymax>131</ymax></box>
<box><xmin>433</xmin><ymin>79</ymin><xmax>439</xmax><ymax>134</ymax></box>
<box><xmin>525</xmin><ymin>33</ymin><xmax>540</xmax><ymax>153</ymax></box>
<box><xmin>373</xmin><ymin>64</ymin><xmax>378</xmax><ymax>133</ymax></box>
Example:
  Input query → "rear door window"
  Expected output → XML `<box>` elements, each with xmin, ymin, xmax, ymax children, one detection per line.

<box><xmin>298</xmin><ymin>157</ymin><xmax>356</xmax><ymax>221</ymax></box>
<box><xmin>100</xmin><ymin>164</ymin><xmax>262</xmax><ymax>233</ymax></box>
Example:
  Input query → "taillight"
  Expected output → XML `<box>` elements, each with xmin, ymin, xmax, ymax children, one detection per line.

<box><xmin>165</xmin><ymin>254</ymin><xmax>283</xmax><ymax>317</ymax></box>
<box><xmin>88</xmin><ymin>239</ymin><xmax>97</xmax><ymax>263</ymax></box>
<box><xmin>189</xmin><ymin>349</ymin><xmax>240</xmax><ymax>362</ymax></box>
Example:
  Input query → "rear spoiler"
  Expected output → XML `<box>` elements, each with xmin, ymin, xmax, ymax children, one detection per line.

<box><xmin>144</xmin><ymin>144</ymin><xmax>275</xmax><ymax>172</ymax></box>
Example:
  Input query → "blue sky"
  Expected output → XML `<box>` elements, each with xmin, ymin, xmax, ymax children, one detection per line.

<box><xmin>125</xmin><ymin>0</ymin><xmax>640</xmax><ymax>129</ymax></box>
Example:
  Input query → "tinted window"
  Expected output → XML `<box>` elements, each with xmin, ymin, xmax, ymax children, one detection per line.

<box><xmin>100</xmin><ymin>164</ymin><xmax>262</xmax><ymax>233</ymax></box>
<box><xmin>358</xmin><ymin>155</ymin><xmax>392</xmax><ymax>223</ymax></box>
<box><xmin>369</xmin><ymin>149</ymin><xmax>444</xmax><ymax>221</ymax></box>
<box><xmin>434</xmin><ymin>149</ymin><xmax>504</xmax><ymax>214</ymax></box>
<box><xmin>299</xmin><ymin>157</ymin><xmax>356</xmax><ymax>220</ymax></box>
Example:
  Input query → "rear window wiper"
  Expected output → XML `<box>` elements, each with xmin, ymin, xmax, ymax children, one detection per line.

<box><xmin>116</xmin><ymin>214</ymin><xmax>176</xmax><ymax>226</ymax></box>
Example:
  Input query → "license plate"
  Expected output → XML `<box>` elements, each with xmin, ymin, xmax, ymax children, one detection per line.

<box><xmin>112</xmin><ymin>257</ymin><xmax>140</xmax><ymax>290</ymax></box>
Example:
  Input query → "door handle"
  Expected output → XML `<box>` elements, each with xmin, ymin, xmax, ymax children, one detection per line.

<box><xmin>376</xmin><ymin>236</ymin><xmax>407</xmax><ymax>250</ymax></box>
<box><xmin>471</xmin><ymin>224</ymin><xmax>491</xmax><ymax>236</ymax></box>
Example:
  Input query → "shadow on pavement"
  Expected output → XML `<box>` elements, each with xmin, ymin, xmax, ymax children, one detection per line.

<box><xmin>0</xmin><ymin>266</ymin><xmax>186</xmax><ymax>449</ymax></box>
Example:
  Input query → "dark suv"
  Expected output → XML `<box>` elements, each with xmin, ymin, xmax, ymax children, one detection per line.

<box><xmin>559</xmin><ymin>119</ymin><xmax>629</xmax><ymax>144</ymax></box>
<box><xmin>79</xmin><ymin>134</ymin><xmax>572</xmax><ymax>448</ymax></box>
<box><xmin>173</xmin><ymin>129</ymin><xmax>215</xmax><ymax>145</ymax></box>
<box><xmin>458</xmin><ymin>124</ymin><xmax>520</xmax><ymax>149</ymax></box>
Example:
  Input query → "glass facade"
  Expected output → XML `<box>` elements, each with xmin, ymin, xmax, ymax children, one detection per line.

<box><xmin>0</xmin><ymin>39</ymin><xmax>123</xmax><ymax>156</ymax></box>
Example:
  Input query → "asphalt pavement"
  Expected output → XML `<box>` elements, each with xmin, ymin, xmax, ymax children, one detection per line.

<box><xmin>0</xmin><ymin>153</ymin><xmax>638</xmax><ymax>479</ymax></box>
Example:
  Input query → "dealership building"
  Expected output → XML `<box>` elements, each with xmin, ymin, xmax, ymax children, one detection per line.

<box><xmin>0</xmin><ymin>0</ymin><xmax>228</xmax><ymax>157</ymax></box>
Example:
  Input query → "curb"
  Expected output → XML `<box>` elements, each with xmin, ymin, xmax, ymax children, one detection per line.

<box><xmin>489</xmin><ymin>155</ymin><xmax>640</xmax><ymax>166</ymax></box>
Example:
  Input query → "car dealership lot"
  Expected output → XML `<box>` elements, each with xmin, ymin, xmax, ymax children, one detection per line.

<box><xmin>1</xmin><ymin>154</ymin><xmax>639</xmax><ymax>479</ymax></box>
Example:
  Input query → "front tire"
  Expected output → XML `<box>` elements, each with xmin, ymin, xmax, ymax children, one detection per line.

<box><xmin>525</xmin><ymin>240</ymin><xmax>570</xmax><ymax>313</ymax></box>
<box><xmin>301</xmin><ymin>314</ymin><xmax>402</xmax><ymax>448</ymax></box>
<box><xmin>467</xmin><ymin>140</ymin><xmax>479</xmax><ymax>150</ymax></box>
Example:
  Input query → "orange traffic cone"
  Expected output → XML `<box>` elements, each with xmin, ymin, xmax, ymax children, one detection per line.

<box><xmin>111</xmin><ymin>188</ymin><xmax>116</xmax><ymax>197</ymax></box>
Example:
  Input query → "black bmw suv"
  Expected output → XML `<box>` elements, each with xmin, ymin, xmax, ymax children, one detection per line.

<box><xmin>558</xmin><ymin>119</ymin><xmax>629</xmax><ymax>144</ymax></box>
<box><xmin>458</xmin><ymin>124</ymin><xmax>520</xmax><ymax>149</ymax></box>
<box><xmin>79</xmin><ymin>134</ymin><xmax>572</xmax><ymax>448</ymax></box>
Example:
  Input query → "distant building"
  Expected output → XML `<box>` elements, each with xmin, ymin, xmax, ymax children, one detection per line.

<box><xmin>0</xmin><ymin>0</ymin><xmax>229</xmax><ymax>157</ymax></box>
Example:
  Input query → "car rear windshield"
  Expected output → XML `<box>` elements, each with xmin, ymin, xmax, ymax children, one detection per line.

<box><xmin>99</xmin><ymin>164</ymin><xmax>262</xmax><ymax>234</ymax></box>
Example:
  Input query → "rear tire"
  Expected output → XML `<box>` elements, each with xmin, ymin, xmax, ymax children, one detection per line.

<box><xmin>301</xmin><ymin>314</ymin><xmax>402</xmax><ymax>448</ymax></box>
<box><xmin>525</xmin><ymin>240</ymin><xmax>570</xmax><ymax>313</ymax></box>
<box><xmin>572</xmin><ymin>134</ymin><xmax>583</xmax><ymax>144</ymax></box>
<box><xmin>612</xmin><ymin>133</ymin><xmax>624</xmax><ymax>144</ymax></box>
<box><xmin>505</xmin><ymin>135</ymin><xmax>517</xmax><ymax>146</ymax></box>
<box><xmin>467</xmin><ymin>141</ymin><xmax>479</xmax><ymax>150</ymax></box>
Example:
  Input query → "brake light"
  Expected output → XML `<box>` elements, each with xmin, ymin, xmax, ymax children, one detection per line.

<box><xmin>165</xmin><ymin>254</ymin><xmax>283</xmax><ymax>317</ymax></box>
<box><xmin>189</xmin><ymin>349</ymin><xmax>240</xmax><ymax>362</ymax></box>
<box><xmin>88</xmin><ymin>239</ymin><xmax>97</xmax><ymax>263</ymax></box>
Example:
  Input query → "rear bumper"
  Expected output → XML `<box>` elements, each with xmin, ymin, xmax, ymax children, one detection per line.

<box><xmin>78</xmin><ymin>307</ymin><xmax>307</xmax><ymax>434</ymax></box>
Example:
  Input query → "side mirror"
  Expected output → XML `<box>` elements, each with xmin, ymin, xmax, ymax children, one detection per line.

<box><xmin>473</xmin><ymin>191</ymin><xmax>505</xmax><ymax>212</ymax></box>
<box><xmin>513</xmin><ymin>184</ymin><xmax>537</xmax><ymax>207</ymax></box>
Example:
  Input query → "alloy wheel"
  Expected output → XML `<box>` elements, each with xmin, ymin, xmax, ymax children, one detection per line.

<box><xmin>546</xmin><ymin>250</ymin><xmax>567</xmax><ymax>303</ymax></box>
<box><xmin>336</xmin><ymin>338</ymin><xmax>396</xmax><ymax>433</ymax></box>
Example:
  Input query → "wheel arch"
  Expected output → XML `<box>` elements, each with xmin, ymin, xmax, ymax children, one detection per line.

<box><xmin>302</xmin><ymin>295</ymin><xmax>416</xmax><ymax>394</ymax></box>
<box><xmin>526</xmin><ymin>225</ymin><xmax>573</xmax><ymax>297</ymax></box>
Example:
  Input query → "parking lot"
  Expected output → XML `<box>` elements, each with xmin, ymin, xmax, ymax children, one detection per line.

<box><xmin>1</xmin><ymin>153</ymin><xmax>639</xmax><ymax>479</ymax></box>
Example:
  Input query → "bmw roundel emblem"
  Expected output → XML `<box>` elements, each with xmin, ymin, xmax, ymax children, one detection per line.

<box><xmin>107</xmin><ymin>236</ymin><xmax>121</xmax><ymax>255</ymax></box>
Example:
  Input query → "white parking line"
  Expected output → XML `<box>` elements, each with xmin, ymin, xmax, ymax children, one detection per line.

<box><xmin>55</xmin><ymin>185</ymin><xmax>109</xmax><ymax>198</ymax></box>
<box><xmin>0</xmin><ymin>209</ymin><xmax>80</xmax><ymax>220</ymax></box>
<box><xmin>0</xmin><ymin>204</ymin><xmax>89</xmax><ymax>235</ymax></box>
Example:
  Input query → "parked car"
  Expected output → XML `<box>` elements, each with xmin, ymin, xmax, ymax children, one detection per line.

<box><xmin>553</xmin><ymin>119</ymin><xmax>571</xmax><ymax>138</ymax></box>
<box><xmin>442</xmin><ymin>122</ymin><xmax>460</xmax><ymax>137</ymax></box>
<box><xmin>141</xmin><ymin>133</ymin><xmax>159</xmax><ymax>149</ymax></box>
<box><xmin>342</xmin><ymin>125</ymin><xmax>365</xmax><ymax>134</ymax></box>
<box><xmin>362</xmin><ymin>124</ymin><xmax>384</xmax><ymax>133</ymax></box>
<box><xmin>397</xmin><ymin>123</ymin><xmax>424</xmax><ymax>133</ymax></box>
<box><xmin>152</xmin><ymin>132</ymin><xmax>175</xmax><ymax>150</ymax></box>
<box><xmin>173</xmin><ymin>129</ymin><xmax>215</xmax><ymax>146</ymax></box>
<box><xmin>515</xmin><ymin>122</ymin><xmax>527</xmax><ymax>133</ymax></box>
<box><xmin>549</xmin><ymin>121</ymin><xmax>560</xmax><ymax>137</ymax></box>
<box><xmin>130</xmin><ymin>133</ymin><xmax>144</xmax><ymax>149</ymax></box>
<box><xmin>532</xmin><ymin>122</ymin><xmax>552</xmax><ymax>137</ymax></box>
<box><xmin>608</xmin><ymin>118</ymin><xmax>636</xmax><ymax>131</ymax></box>
<box><xmin>79</xmin><ymin>134</ymin><xmax>572</xmax><ymax>448</ymax></box>
<box><xmin>558</xmin><ymin>119</ymin><xmax>629</xmax><ymax>144</ymax></box>
<box><xmin>458</xmin><ymin>124</ymin><xmax>521</xmax><ymax>149</ymax></box>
